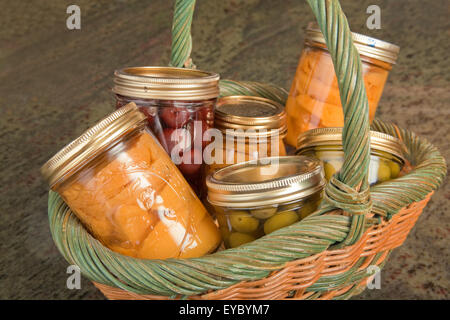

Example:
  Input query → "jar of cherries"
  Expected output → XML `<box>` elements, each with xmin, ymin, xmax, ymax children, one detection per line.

<box><xmin>113</xmin><ymin>67</ymin><xmax>220</xmax><ymax>196</ymax></box>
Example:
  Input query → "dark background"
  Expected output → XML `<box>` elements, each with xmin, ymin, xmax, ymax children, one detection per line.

<box><xmin>0</xmin><ymin>0</ymin><xmax>448</xmax><ymax>299</ymax></box>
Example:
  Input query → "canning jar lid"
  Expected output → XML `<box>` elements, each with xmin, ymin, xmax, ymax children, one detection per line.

<box><xmin>113</xmin><ymin>66</ymin><xmax>220</xmax><ymax>100</ymax></box>
<box><xmin>305</xmin><ymin>22</ymin><xmax>400</xmax><ymax>65</ymax></box>
<box><xmin>206</xmin><ymin>156</ymin><xmax>325</xmax><ymax>208</ymax></box>
<box><xmin>296</xmin><ymin>127</ymin><xmax>407</xmax><ymax>162</ymax></box>
<box><xmin>41</xmin><ymin>103</ymin><xmax>147</xmax><ymax>188</ymax></box>
<box><xmin>214</xmin><ymin>96</ymin><xmax>287</xmax><ymax>138</ymax></box>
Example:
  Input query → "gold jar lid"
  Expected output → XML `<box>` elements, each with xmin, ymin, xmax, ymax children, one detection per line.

<box><xmin>305</xmin><ymin>22</ymin><xmax>400</xmax><ymax>65</ymax></box>
<box><xmin>296</xmin><ymin>127</ymin><xmax>407</xmax><ymax>162</ymax></box>
<box><xmin>41</xmin><ymin>103</ymin><xmax>147</xmax><ymax>188</ymax></box>
<box><xmin>113</xmin><ymin>66</ymin><xmax>220</xmax><ymax>100</ymax></box>
<box><xmin>206</xmin><ymin>156</ymin><xmax>325</xmax><ymax>208</ymax></box>
<box><xmin>214</xmin><ymin>96</ymin><xmax>287</xmax><ymax>138</ymax></box>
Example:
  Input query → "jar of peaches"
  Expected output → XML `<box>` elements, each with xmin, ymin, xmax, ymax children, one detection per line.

<box><xmin>206</xmin><ymin>156</ymin><xmax>325</xmax><ymax>248</ymax></box>
<box><xmin>113</xmin><ymin>66</ymin><xmax>220</xmax><ymax>196</ymax></box>
<box><xmin>204</xmin><ymin>96</ymin><xmax>287</xmax><ymax>178</ymax></box>
<box><xmin>296</xmin><ymin>127</ymin><xmax>407</xmax><ymax>185</ymax></box>
<box><xmin>285</xmin><ymin>22</ymin><xmax>400</xmax><ymax>147</ymax></box>
<box><xmin>41</xmin><ymin>103</ymin><xmax>221</xmax><ymax>260</ymax></box>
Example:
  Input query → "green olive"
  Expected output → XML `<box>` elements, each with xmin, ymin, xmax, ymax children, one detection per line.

<box><xmin>264</xmin><ymin>211</ymin><xmax>300</xmax><ymax>234</ymax></box>
<box><xmin>228</xmin><ymin>232</ymin><xmax>256</xmax><ymax>248</ymax></box>
<box><xmin>298</xmin><ymin>202</ymin><xmax>318</xmax><ymax>219</ymax></box>
<box><xmin>377</xmin><ymin>160</ymin><xmax>391</xmax><ymax>182</ymax></box>
<box><xmin>229</xmin><ymin>211</ymin><xmax>259</xmax><ymax>233</ymax></box>
<box><xmin>323</xmin><ymin>161</ymin><xmax>339</xmax><ymax>180</ymax></box>
<box><xmin>388</xmin><ymin>161</ymin><xmax>401</xmax><ymax>178</ymax></box>
<box><xmin>250</xmin><ymin>206</ymin><xmax>278</xmax><ymax>219</ymax></box>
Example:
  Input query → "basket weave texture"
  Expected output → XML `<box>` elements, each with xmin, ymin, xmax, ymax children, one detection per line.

<box><xmin>47</xmin><ymin>0</ymin><xmax>446</xmax><ymax>300</ymax></box>
<box><xmin>93</xmin><ymin>194</ymin><xmax>431</xmax><ymax>300</ymax></box>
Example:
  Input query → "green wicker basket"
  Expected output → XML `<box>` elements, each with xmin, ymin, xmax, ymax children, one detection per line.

<box><xmin>47</xmin><ymin>0</ymin><xmax>446</xmax><ymax>300</ymax></box>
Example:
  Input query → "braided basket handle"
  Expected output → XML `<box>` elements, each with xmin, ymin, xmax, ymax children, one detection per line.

<box><xmin>170</xmin><ymin>0</ymin><xmax>372</xmax><ymax>245</ymax></box>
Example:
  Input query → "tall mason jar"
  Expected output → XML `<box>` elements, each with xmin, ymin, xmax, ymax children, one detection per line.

<box><xmin>113</xmin><ymin>66</ymin><xmax>220</xmax><ymax>197</ymax></box>
<box><xmin>285</xmin><ymin>22</ymin><xmax>400</xmax><ymax>147</ymax></box>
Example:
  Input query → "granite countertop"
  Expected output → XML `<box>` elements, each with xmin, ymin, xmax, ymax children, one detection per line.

<box><xmin>0</xmin><ymin>0</ymin><xmax>448</xmax><ymax>299</ymax></box>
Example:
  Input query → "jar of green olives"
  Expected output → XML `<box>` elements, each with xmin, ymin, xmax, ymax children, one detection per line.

<box><xmin>206</xmin><ymin>156</ymin><xmax>325</xmax><ymax>248</ymax></box>
<box><xmin>296</xmin><ymin>128</ymin><xmax>407</xmax><ymax>185</ymax></box>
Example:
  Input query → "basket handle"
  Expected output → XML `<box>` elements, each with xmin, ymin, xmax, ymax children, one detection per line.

<box><xmin>170</xmin><ymin>0</ymin><xmax>372</xmax><ymax>245</ymax></box>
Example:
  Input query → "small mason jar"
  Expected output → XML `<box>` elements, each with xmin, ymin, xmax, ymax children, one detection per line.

<box><xmin>206</xmin><ymin>156</ymin><xmax>325</xmax><ymax>248</ymax></box>
<box><xmin>205</xmin><ymin>96</ymin><xmax>287</xmax><ymax>179</ymax></box>
<box><xmin>41</xmin><ymin>103</ymin><xmax>221</xmax><ymax>260</ymax></box>
<box><xmin>285</xmin><ymin>22</ymin><xmax>400</xmax><ymax>147</ymax></box>
<box><xmin>113</xmin><ymin>66</ymin><xmax>220</xmax><ymax>196</ymax></box>
<box><xmin>296</xmin><ymin>127</ymin><xmax>407</xmax><ymax>185</ymax></box>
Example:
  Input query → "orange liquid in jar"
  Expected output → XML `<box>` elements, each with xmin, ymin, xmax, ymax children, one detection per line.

<box><xmin>285</xmin><ymin>44</ymin><xmax>392</xmax><ymax>147</ymax></box>
<box><xmin>57</xmin><ymin>130</ymin><xmax>221</xmax><ymax>260</ymax></box>
<box><xmin>205</xmin><ymin>137</ymin><xmax>287</xmax><ymax>178</ymax></box>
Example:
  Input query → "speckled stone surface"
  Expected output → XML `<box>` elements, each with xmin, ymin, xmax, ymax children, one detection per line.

<box><xmin>0</xmin><ymin>0</ymin><xmax>448</xmax><ymax>299</ymax></box>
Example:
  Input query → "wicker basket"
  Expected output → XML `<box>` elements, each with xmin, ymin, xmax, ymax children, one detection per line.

<box><xmin>47</xmin><ymin>0</ymin><xmax>446</xmax><ymax>300</ymax></box>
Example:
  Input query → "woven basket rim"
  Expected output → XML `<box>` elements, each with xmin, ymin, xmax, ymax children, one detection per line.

<box><xmin>47</xmin><ymin>118</ymin><xmax>447</xmax><ymax>297</ymax></box>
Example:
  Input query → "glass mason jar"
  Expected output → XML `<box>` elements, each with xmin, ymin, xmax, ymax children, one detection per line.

<box><xmin>206</xmin><ymin>156</ymin><xmax>325</xmax><ymax>248</ymax></box>
<box><xmin>285</xmin><ymin>22</ymin><xmax>400</xmax><ymax>147</ymax></box>
<box><xmin>204</xmin><ymin>96</ymin><xmax>287</xmax><ymax>179</ymax></box>
<box><xmin>296</xmin><ymin>127</ymin><xmax>407</xmax><ymax>185</ymax></box>
<box><xmin>113</xmin><ymin>66</ymin><xmax>220</xmax><ymax>197</ymax></box>
<box><xmin>41</xmin><ymin>103</ymin><xmax>221</xmax><ymax>260</ymax></box>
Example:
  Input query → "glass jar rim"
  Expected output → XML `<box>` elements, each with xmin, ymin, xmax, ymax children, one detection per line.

<box><xmin>113</xmin><ymin>66</ymin><xmax>220</xmax><ymax>100</ymax></box>
<box><xmin>215</xmin><ymin>96</ymin><xmax>287</xmax><ymax>137</ymax></box>
<box><xmin>206</xmin><ymin>156</ymin><xmax>325</xmax><ymax>208</ymax></box>
<box><xmin>305</xmin><ymin>22</ymin><xmax>400</xmax><ymax>65</ymax></box>
<box><xmin>296</xmin><ymin>127</ymin><xmax>407</xmax><ymax>163</ymax></box>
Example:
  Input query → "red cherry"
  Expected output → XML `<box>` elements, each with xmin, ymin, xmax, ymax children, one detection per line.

<box><xmin>115</xmin><ymin>101</ymin><xmax>124</xmax><ymax>110</ymax></box>
<box><xmin>179</xmin><ymin>148</ymin><xmax>203</xmax><ymax>176</ymax></box>
<box><xmin>139</xmin><ymin>106</ymin><xmax>157</xmax><ymax>126</ymax></box>
<box><xmin>196</xmin><ymin>106</ymin><xmax>214</xmax><ymax>123</ymax></box>
<box><xmin>159</xmin><ymin>107</ymin><xmax>191</xmax><ymax>128</ymax></box>
<box><xmin>186</xmin><ymin>120</ymin><xmax>211</xmax><ymax>150</ymax></box>
<box><xmin>162</xmin><ymin>128</ymin><xmax>192</xmax><ymax>155</ymax></box>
